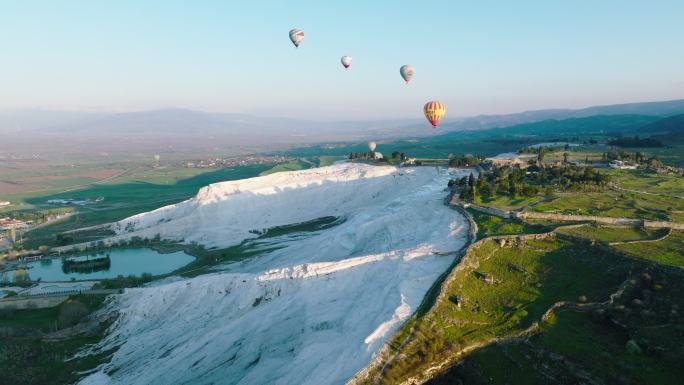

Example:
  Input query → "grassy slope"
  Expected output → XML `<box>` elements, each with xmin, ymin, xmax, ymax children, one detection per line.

<box><xmin>431</xmin><ymin>304</ymin><xmax>684</xmax><ymax>385</ymax></box>
<box><xmin>467</xmin><ymin>209</ymin><xmax>549</xmax><ymax>240</ymax></box>
<box><xmin>317</xmin><ymin>156</ymin><xmax>345</xmax><ymax>167</ymax></box>
<box><xmin>0</xmin><ymin>294</ymin><xmax>111</xmax><ymax>385</ymax></box>
<box><xmin>259</xmin><ymin>159</ymin><xmax>310</xmax><ymax>175</ymax></box>
<box><xmin>374</xmin><ymin>237</ymin><xmax>644</xmax><ymax>384</ymax></box>
<box><xmin>614</xmin><ymin>230</ymin><xmax>684</xmax><ymax>268</ymax></box>
<box><xmin>478</xmin><ymin>194</ymin><xmax>541</xmax><ymax>211</ymax></box>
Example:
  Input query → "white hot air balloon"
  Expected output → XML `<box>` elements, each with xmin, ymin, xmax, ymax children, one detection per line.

<box><xmin>341</xmin><ymin>55</ymin><xmax>352</xmax><ymax>70</ymax></box>
<box><xmin>400</xmin><ymin>65</ymin><xmax>415</xmax><ymax>84</ymax></box>
<box><xmin>368</xmin><ymin>142</ymin><xmax>376</xmax><ymax>152</ymax></box>
<box><xmin>289</xmin><ymin>28</ymin><xmax>304</xmax><ymax>48</ymax></box>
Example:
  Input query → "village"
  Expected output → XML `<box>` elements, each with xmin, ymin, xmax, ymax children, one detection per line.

<box><xmin>180</xmin><ymin>154</ymin><xmax>296</xmax><ymax>169</ymax></box>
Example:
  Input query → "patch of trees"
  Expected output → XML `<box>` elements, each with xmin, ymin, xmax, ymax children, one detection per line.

<box><xmin>451</xmin><ymin>164</ymin><xmax>611</xmax><ymax>203</ymax></box>
<box><xmin>602</xmin><ymin>149</ymin><xmax>663</xmax><ymax>168</ymax></box>
<box><xmin>607</xmin><ymin>135</ymin><xmax>664</xmax><ymax>148</ymax></box>
<box><xmin>519</xmin><ymin>145</ymin><xmax>561</xmax><ymax>155</ymax></box>
<box><xmin>56</xmin><ymin>233</ymin><xmax>74</xmax><ymax>246</ymax></box>
<box><xmin>448</xmin><ymin>154</ymin><xmax>480</xmax><ymax>167</ymax></box>
<box><xmin>95</xmin><ymin>272</ymin><xmax>153</xmax><ymax>289</ymax></box>
<box><xmin>519</xmin><ymin>144</ymin><xmax>574</xmax><ymax>162</ymax></box>
<box><xmin>349</xmin><ymin>151</ymin><xmax>376</xmax><ymax>160</ymax></box>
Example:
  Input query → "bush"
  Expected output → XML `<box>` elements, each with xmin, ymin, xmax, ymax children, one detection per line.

<box><xmin>625</xmin><ymin>339</ymin><xmax>642</xmax><ymax>355</ymax></box>
<box><xmin>58</xmin><ymin>300</ymin><xmax>89</xmax><ymax>327</ymax></box>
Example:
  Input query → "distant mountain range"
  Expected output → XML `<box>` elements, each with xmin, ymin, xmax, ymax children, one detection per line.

<box><xmin>1</xmin><ymin>99</ymin><xmax>684</xmax><ymax>157</ymax></box>
<box><xmin>437</xmin><ymin>114</ymin><xmax>661</xmax><ymax>139</ymax></box>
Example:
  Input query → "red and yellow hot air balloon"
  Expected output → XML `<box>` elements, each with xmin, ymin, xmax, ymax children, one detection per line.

<box><xmin>423</xmin><ymin>101</ymin><xmax>446</xmax><ymax>128</ymax></box>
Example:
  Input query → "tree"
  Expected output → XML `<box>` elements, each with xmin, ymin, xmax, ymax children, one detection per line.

<box><xmin>459</xmin><ymin>186</ymin><xmax>475</xmax><ymax>202</ymax></box>
<box><xmin>521</xmin><ymin>184</ymin><xmax>539</xmax><ymax>197</ymax></box>
<box><xmin>508</xmin><ymin>180</ymin><xmax>517</xmax><ymax>198</ymax></box>
<box><xmin>479</xmin><ymin>183</ymin><xmax>493</xmax><ymax>198</ymax></box>
<box><xmin>635</xmin><ymin>152</ymin><xmax>644</xmax><ymax>163</ymax></box>
<box><xmin>472</xmin><ymin>186</ymin><xmax>482</xmax><ymax>204</ymax></box>
<box><xmin>563</xmin><ymin>152</ymin><xmax>569</xmax><ymax>164</ymax></box>
<box><xmin>58</xmin><ymin>300</ymin><xmax>89</xmax><ymax>327</ymax></box>
<box><xmin>468</xmin><ymin>173</ymin><xmax>475</xmax><ymax>187</ymax></box>
<box><xmin>647</xmin><ymin>157</ymin><xmax>663</xmax><ymax>168</ymax></box>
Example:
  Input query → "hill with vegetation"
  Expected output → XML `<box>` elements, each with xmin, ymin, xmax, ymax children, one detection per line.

<box><xmin>639</xmin><ymin>113</ymin><xmax>684</xmax><ymax>134</ymax></box>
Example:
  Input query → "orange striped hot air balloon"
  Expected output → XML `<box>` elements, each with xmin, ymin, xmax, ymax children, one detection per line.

<box><xmin>423</xmin><ymin>101</ymin><xmax>446</xmax><ymax>128</ymax></box>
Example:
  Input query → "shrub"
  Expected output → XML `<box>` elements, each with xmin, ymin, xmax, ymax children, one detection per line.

<box><xmin>58</xmin><ymin>300</ymin><xmax>89</xmax><ymax>327</ymax></box>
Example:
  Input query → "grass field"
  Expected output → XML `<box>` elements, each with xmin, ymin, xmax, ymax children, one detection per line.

<box><xmin>614</xmin><ymin>230</ymin><xmax>684</xmax><ymax>268</ymax></box>
<box><xmin>370</xmin><ymin>236</ymin><xmax>647</xmax><ymax>384</ymax></box>
<box><xmin>606</xmin><ymin>168</ymin><xmax>684</xmax><ymax>197</ymax></box>
<box><xmin>478</xmin><ymin>193</ymin><xmax>541</xmax><ymax>211</ymax></box>
<box><xmin>527</xmin><ymin>170</ymin><xmax>684</xmax><ymax>221</ymax></box>
<box><xmin>467</xmin><ymin>209</ymin><xmax>549</xmax><ymax>239</ymax></box>
<box><xmin>530</xmin><ymin>190</ymin><xmax>684</xmax><ymax>221</ymax></box>
<box><xmin>317</xmin><ymin>156</ymin><xmax>345</xmax><ymax>167</ymax></box>
<box><xmin>431</xmin><ymin>304</ymin><xmax>684</xmax><ymax>385</ymax></box>
<box><xmin>556</xmin><ymin>224</ymin><xmax>668</xmax><ymax>243</ymax></box>
<box><xmin>259</xmin><ymin>159</ymin><xmax>310</xmax><ymax>175</ymax></box>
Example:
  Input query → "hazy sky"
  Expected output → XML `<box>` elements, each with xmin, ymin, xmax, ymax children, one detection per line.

<box><xmin>1</xmin><ymin>0</ymin><xmax>683</xmax><ymax>119</ymax></box>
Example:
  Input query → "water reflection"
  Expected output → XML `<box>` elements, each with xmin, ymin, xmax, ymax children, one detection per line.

<box><xmin>0</xmin><ymin>248</ymin><xmax>194</xmax><ymax>283</ymax></box>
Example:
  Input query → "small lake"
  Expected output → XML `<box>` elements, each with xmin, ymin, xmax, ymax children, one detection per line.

<box><xmin>1</xmin><ymin>248</ymin><xmax>194</xmax><ymax>283</ymax></box>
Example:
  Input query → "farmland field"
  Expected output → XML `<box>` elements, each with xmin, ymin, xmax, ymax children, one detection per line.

<box><xmin>8</xmin><ymin>165</ymin><xmax>271</xmax><ymax>249</ymax></box>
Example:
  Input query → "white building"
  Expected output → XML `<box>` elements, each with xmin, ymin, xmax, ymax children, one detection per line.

<box><xmin>485</xmin><ymin>153</ymin><xmax>537</xmax><ymax>169</ymax></box>
<box><xmin>609</xmin><ymin>160</ymin><xmax>637</xmax><ymax>170</ymax></box>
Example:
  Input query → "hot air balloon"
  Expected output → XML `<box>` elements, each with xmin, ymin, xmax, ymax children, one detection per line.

<box><xmin>400</xmin><ymin>65</ymin><xmax>415</xmax><ymax>84</ymax></box>
<box><xmin>341</xmin><ymin>55</ymin><xmax>352</xmax><ymax>70</ymax></box>
<box><xmin>424</xmin><ymin>101</ymin><xmax>446</xmax><ymax>128</ymax></box>
<box><xmin>289</xmin><ymin>29</ymin><xmax>304</xmax><ymax>48</ymax></box>
<box><xmin>368</xmin><ymin>142</ymin><xmax>376</xmax><ymax>152</ymax></box>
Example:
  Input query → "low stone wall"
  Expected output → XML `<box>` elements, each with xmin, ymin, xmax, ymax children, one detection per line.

<box><xmin>455</xmin><ymin>200</ymin><xmax>684</xmax><ymax>231</ymax></box>
<box><xmin>644</xmin><ymin>221</ymin><xmax>684</xmax><ymax>230</ymax></box>
<box><xmin>460</xmin><ymin>202</ymin><xmax>513</xmax><ymax>219</ymax></box>
<box><xmin>516</xmin><ymin>211</ymin><xmax>642</xmax><ymax>225</ymax></box>
<box><xmin>609</xmin><ymin>228</ymin><xmax>673</xmax><ymax>246</ymax></box>
<box><xmin>0</xmin><ymin>295</ymin><xmax>68</xmax><ymax>310</ymax></box>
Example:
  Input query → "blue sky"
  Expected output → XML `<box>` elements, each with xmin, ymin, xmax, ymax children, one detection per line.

<box><xmin>1</xmin><ymin>0</ymin><xmax>683</xmax><ymax>119</ymax></box>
